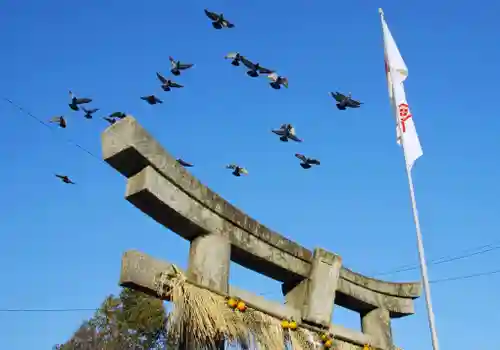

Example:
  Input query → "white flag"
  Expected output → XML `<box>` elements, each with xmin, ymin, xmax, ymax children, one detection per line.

<box><xmin>380</xmin><ymin>10</ymin><xmax>423</xmax><ymax>171</ymax></box>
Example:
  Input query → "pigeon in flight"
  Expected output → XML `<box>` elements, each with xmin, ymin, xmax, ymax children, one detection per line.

<box><xmin>204</xmin><ymin>9</ymin><xmax>235</xmax><ymax>29</ymax></box>
<box><xmin>82</xmin><ymin>107</ymin><xmax>99</xmax><ymax>119</ymax></box>
<box><xmin>240</xmin><ymin>57</ymin><xmax>274</xmax><ymax>77</ymax></box>
<box><xmin>49</xmin><ymin>116</ymin><xmax>67</xmax><ymax>128</ymax></box>
<box><xmin>225</xmin><ymin>52</ymin><xmax>243</xmax><ymax>66</ymax></box>
<box><xmin>177</xmin><ymin>158</ymin><xmax>194</xmax><ymax>167</ymax></box>
<box><xmin>103</xmin><ymin>116</ymin><xmax>117</xmax><ymax>125</ymax></box>
<box><xmin>103</xmin><ymin>112</ymin><xmax>126</xmax><ymax>125</ymax></box>
<box><xmin>169</xmin><ymin>56</ymin><xmax>194</xmax><ymax>76</ymax></box>
<box><xmin>330</xmin><ymin>91</ymin><xmax>362</xmax><ymax>110</ymax></box>
<box><xmin>272</xmin><ymin>124</ymin><xmax>302</xmax><ymax>142</ymax></box>
<box><xmin>108</xmin><ymin>112</ymin><xmax>127</xmax><ymax>119</ymax></box>
<box><xmin>55</xmin><ymin>174</ymin><xmax>75</xmax><ymax>184</ymax></box>
<box><xmin>268</xmin><ymin>73</ymin><xmax>288</xmax><ymax>89</ymax></box>
<box><xmin>68</xmin><ymin>91</ymin><xmax>92</xmax><ymax>111</ymax></box>
<box><xmin>156</xmin><ymin>72</ymin><xmax>184</xmax><ymax>91</ymax></box>
<box><xmin>141</xmin><ymin>95</ymin><xmax>163</xmax><ymax>105</ymax></box>
<box><xmin>226</xmin><ymin>164</ymin><xmax>248</xmax><ymax>177</ymax></box>
<box><xmin>295</xmin><ymin>153</ymin><xmax>320</xmax><ymax>169</ymax></box>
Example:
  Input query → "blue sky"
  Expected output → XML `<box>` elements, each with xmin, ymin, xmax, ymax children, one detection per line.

<box><xmin>1</xmin><ymin>0</ymin><xmax>499</xmax><ymax>349</ymax></box>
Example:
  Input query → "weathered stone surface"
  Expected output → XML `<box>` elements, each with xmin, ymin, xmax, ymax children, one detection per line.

<box><xmin>361</xmin><ymin>308</ymin><xmax>393</xmax><ymax>349</ymax></box>
<box><xmin>124</xmin><ymin>165</ymin><xmax>415</xmax><ymax>315</ymax></box>
<box><xmin>119</xmin><ymin>250</ymin><xmax>390</xmax><ymax>350</ymax></box>
<box><xmin>340</xmin><ymin>267</ymin><xmax>421</xmax><ymax>299</ymax></box>
<box><xmin>336</xmin><ymin>279</ymin><xmax>414</xmax><ymax>315</ymax></box>
<box><xmin>230</xmin><ymin>285</ymin><xmax>301</xmax><ymax>321</ymax></box>
<box><xmin>126</xmin><ymin>166</ymin><xmax>310</xmax><ymax>282</ymax></box>
<box><xmin>101</xmin><ymin>116</ymin><xmax>421</xmax><ymax>300</ymax></box>
<box><xmin>120</xmin><ymin>250</ymin><xmax>176</xmax><ymax>296</ymax></box>
<box><xmin>102</xmin><ymin>116</ymin><xmax>421</xmax><ymax>350</ymax></box>
<box><xmin>302</xmin><ymin>248</ymin><xmax>342</xmax><ymax>326</ymax></box>
<box><xmin>281</xmin><ymin>278</ymin><xmax>308</xmax><ymax>311</ymax></box>
<box><xmin>102</xmin><ymin>117</ymin><xmax>311</xmax><ymax>263</ymax></box>
<box><xmin>188</xmin><ymin>233</ymin><xmax>231</xmax><ymax>293</ymax></box>
<box><xmin>330</xmin><ymin>324</ymin><xmax>380</xmax><ymax>349</ymax></box>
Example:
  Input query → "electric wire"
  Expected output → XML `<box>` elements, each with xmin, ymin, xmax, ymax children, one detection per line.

<box><xmin>2</xmin><ymin>267</ymin><xmax>500</xmax><ymax>313</ymax></box>
<box><xmin>3</xmin><ymin>97</ymin><xmax>102</xmax><ymax>161</ymax></box>
<box><xmin>371</xmin><ymin>241</ymin><xmax>500</xmax><ymax>277</ymax></box>
<box><xmin>2</xmin><ymin>97</ymin><xmax>500</xmax><ymax>314</ymax></box>
<box><xmin>0</xmin><ymin>308</ymin><xmax>97</xmax><ymax>312</ymax></box>
<box><xmin>5</xmin><ymin>96</ymin><xmax>500</xmax><ymax>279</ymax></box>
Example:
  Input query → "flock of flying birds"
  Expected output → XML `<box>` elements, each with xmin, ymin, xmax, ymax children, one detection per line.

<box><xmin>51</xmin><ymin>8</ymin><xmax>363</xmax><ymax>184</ymax></box>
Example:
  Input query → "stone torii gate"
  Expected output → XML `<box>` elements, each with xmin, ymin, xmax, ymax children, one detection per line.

<box><xmin>101</xmin><ymin>116</ymin><xmax>421</xmax><ymax>350</ymax></box>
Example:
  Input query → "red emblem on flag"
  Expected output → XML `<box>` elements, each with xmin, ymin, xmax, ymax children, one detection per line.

<box><xmin>398</xmin><ymin>103</ymin><xmax>412</xmax><ymax>133</ymax></box>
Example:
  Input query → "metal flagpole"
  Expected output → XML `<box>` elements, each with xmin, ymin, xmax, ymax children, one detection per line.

<box><xmin>379</xmin><ymin>8</ymin><xmax>440</xmax><ymax>350</ymax></box>
<box><xmin>402</xmin><ymin>138</ymin><xmax>440</xmax><ymax>350</ymax></box>
<box><xmin>399</xmin><ymin>125</ymin><xmax>440</xmax><ymax>350</ymax></box>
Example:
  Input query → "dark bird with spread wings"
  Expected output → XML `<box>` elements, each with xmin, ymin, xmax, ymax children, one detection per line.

<box><xmin>268</xmin><ymin>73</ymin><xmax>288</xmax><ymax>89</ymax></box>
<box><xmin>225</xmin><ymin>52</ymin><xmax>243</xmax><ymax>66</ymax></box>
<box><xmin>204</xmin><ymin>9</ymin><xmax>235</xmax><ymax>29</ymax></box>
<box><xmin>177</xmin><ymin>158</ymin><xmax>194</xmax><ymax>167</ymax></box>
<box><xmin>156</xmin><ymin>72</ymin><xmax>183</xmax><ymax>91</ymax></box>
<box><xmin>109</xmin><ymin>112</ymin><xmax>127</xmax><ymax>119</ymax></box>
<box><xmin>103</xmin><ymin>112</ymin><xmax>126</xmax><ymax>125</ymax></box>
<box><xmin>141</xmin><ymin>95</ymin><xmax>163</xmax><ymax>105</ymax></box>
<box><xmin>55</xmin><ymin>174</ymin><xmax>75</xmax><ymax>184</ymax></box>
<box><xmin>103</xmin><ymin>116</ymin><xmax>117</xmax><ymax>125</ymax></box>
<box><xmin>272</xmin><ymin>124</ymin><xmax>302</xmax><ymax>142</ymax></box>
<box><xmin>68</xmin><ymin>91</ymin><xmax>92</xmax><ymax>111</ymax></box>
<box><xmin>49</xmin><ymin>116</ymin><xmax>67</xmax><ymax>128</ymax></box>
<box><xmin>295</xmin><ymin>153</ymin><xmax>320</xmax><ymax>169</ymax></box>
<box><xmin>82</xmin><ymin>107</ymin><xmax>99</xmax><ymax>119</ymax></box>
<box><xmin>169</xmin><ymin>56</ymin><xmax>194</xmax><ymax>76</ymax></box>
<box><xmin>226</xmin><ymin>164</ymin><xmax>248</xmax><ymax>177</ymax></box>
<box><xmin>330</xmin><ymin>91</ymin><xmax>363</xmax><ymax>110</ymax></box>
<box><xmin>240</xmin><ymin>57</ymin><xmax>274</xmax><ymax>77</ymax></box>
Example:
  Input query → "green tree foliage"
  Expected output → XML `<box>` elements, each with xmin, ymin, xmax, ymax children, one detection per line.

<box><xmin>55</xmin><ymin>288</ymin><xmax>170</xmax><ymax>350</ymax></box>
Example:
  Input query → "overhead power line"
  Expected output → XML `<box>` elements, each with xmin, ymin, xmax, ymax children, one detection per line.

<box><xmin>371</xmin><ymin>241</ymin><xmax>500</xmax><ymax>277</ymax></box>
<box><xmin>3</xmin><ymin>97</ymin><xmax>500</xmax><ymax>312</ymax></box>
<box><xmin>1</xmin><ymin>267</ymin><xmax>500</xmax><ymax>313</ymax></box>
<box><xmin>0</xmin><ymin>308</ymin><xmax>97</xmax><ymax>312</ymax></box>
<box><xmin>3</xmin><ymin>98</ymin><xmax>101</xmax><ymax>161</ymax></box>
<box><xmin>430</xmin><ymin>268</ymin><xmax>500</xmax><ymax>284</ymax></box>
<box><xmin>6</xmin><ymin>96</ymin><xmax>500</xmax><ymax>272</ymax></box>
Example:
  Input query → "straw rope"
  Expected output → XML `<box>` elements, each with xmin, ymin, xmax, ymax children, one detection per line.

<box><xmin>153</xmin><ymin>265</ymin><xmax>332</xmax><ymax>350</ymax></box>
